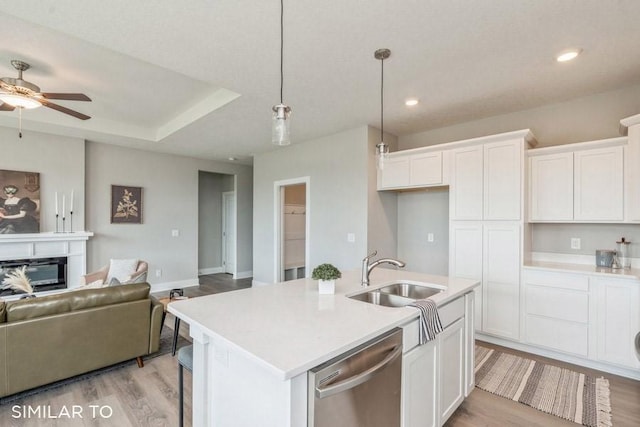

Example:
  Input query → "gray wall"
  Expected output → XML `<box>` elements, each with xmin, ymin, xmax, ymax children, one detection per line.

<box><xmin>532</xmin><ymin>223</ymin><xmax>640</xmax><ymax>258</ymax></box>
<box><xmin>0</xmin><ymin>127</ymin><xmax>85</xmax><ymax>232</ymax></box>
<box><xmin>397</xmin><ymin>189</ymin><xmax>449</xmax><ymax>275</ymax></box>
<box><xmin>400</xmin><ymin>83</ymin><xmax>640</xmax><ymax>150</ymax></box>
<box><xmin>85</xmin><ymin>141</ymin><xmax>253</xmax><ymax>289</ymax></box>
<box><xmin>253</xmin><ymin>126</ymin><xmax>370</xmax><ymax>284</ymax></box>
<box><xmin>198</xmin><ymin>171</ymin><xmax>225</xmax><ymax>272</ymax></box>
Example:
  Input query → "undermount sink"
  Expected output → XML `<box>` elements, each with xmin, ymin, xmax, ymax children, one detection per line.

<box><xmin>348</xmin><ymin>281</ymin><xmax>445</xmax><ymax>307</ymax></box>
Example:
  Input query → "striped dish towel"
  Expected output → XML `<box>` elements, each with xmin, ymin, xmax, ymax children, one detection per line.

<box><xmin>408</xmin><ymin>299</ymin><xmax>443</xmax><ymax>345</ymax></box>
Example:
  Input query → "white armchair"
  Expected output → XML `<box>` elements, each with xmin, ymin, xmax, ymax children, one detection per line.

<box><xmin>80</xmin><ymin>259</ymin><xmax>148</xmax><ymax>286</ymax></box>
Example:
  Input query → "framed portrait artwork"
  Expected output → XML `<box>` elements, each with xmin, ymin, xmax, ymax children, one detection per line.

<box><xmin>0</xmin><ymin>169</ymin><xmax>40</xmax><ymax>234</ymax></box>
<box><xmin>111</xmin><ymin>185</ymin><xmax>142</xmax><ymax>224</ymax></box>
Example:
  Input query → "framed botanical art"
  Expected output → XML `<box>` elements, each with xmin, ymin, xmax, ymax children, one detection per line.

<box><xmin>111</xmin><ymin>185</ymin><xmax>142</xmax><ymax>224</ymax></box>
<box><xmin>0</xmin><ymin>169</ymin><xmax>40</xmax><ymax>234</ymax></box>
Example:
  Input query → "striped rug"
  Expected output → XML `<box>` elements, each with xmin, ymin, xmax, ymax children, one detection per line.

<box><xmin>475</xmin><ymin>345</ymin><xmax>612</xmax><ymax>427</ymax></box>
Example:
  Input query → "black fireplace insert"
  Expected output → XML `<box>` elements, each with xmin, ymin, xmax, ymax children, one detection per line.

<box><xmin>0</xmin><ymin>257</ymin><xmax>67</xmax><ymax>296</ymax></box>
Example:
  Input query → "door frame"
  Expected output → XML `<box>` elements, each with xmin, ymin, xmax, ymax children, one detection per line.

<box><xmin>273</xmin><ymin>177</ymin><xmax>310</xmax><ymax>283</ymax></box>
<box><xmin>222</xmin><ymin>191</ymin><xmax>236</xmax><ymax>277</ymax></box>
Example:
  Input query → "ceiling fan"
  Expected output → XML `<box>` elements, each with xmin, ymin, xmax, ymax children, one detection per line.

<box><xmin>0</xmin><ymin>59</ymin><xmax>91</xmax><ymax>120</ymax></box>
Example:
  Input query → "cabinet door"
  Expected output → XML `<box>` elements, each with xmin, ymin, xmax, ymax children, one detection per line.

<box><xmin>439</xmin><ymin>318</ymin><xmax>465</xmax><ymax>424</ymax></box>
<box><xmin>529</xmin><ymin>152</ymin><xmax>574</xmax><ymax>221</ymax></box>
<box><xmin>484</xmin><ymin>139</ymin><xmax>522</xmax><ymax>220</ymax></box>
<box><xmin>378</xmin><ymin>156</ymin><xmax>410</xmax><ymax>189</ymax></box>
<box><xmin>449</xmin><ymin>222</ymin><xmax>483</xmax><ymax>330</ymax></box>
<box><xmin>450</xmin><ymin>145</ymin><xmax>483</xmax><ymax>220</ymax></box>
<box><xmin>402</xmin><ymin>340</ymin><xmax>438</xmax><ymax>427</ymax></box>
<box><xmin>483</xmin><ymin>223</ymin><xmax>521</xmax><ymax>340</ymax></box>
<box><xmin>595</xmin><ymin>278</ymin><xmax>640</xmax><ymax>369</ymax></box>
<box><xmin>574</xmin><ymin>146</ymin><xmax>624</xmax><ymax>221</ymax></box>
<box><xmin>464</xmin><ymin>292</ymin><xmax>475</xmax><ymax>397</ymax></box>
<box><xmin>409</xmin><ymin>151</ymin><xmax>442</xmax><ymax>186</ymax></box>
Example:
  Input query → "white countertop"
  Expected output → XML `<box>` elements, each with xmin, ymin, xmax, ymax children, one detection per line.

<box><xmin>168</xmin><ymin>268</ymin><xmax>479</xmax><ymax>380</ymax></box>
<box><xmin>524</xmin><ymin>260</ymin><xmax>640</xmax><ymax>280</ymax></box>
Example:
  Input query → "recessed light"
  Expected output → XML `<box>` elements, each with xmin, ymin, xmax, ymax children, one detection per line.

<box><xmin>405</xmin><ymin>98</ymin><xmax>419</xmax><ymax>107</ymax></box>
<box><xmin>556</xmin><ymin>48</ymin><xmax>582</xmax><ymax>62</ymax></box>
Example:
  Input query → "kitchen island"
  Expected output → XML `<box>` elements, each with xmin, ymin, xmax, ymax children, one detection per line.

<box><xmin>169</xmin><ymin>268</ymin><xmax>479</xmax><ymax>427</ymax></box>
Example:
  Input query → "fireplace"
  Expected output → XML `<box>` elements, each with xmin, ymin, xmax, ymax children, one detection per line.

<box><xmin>0</xmin><ymin>256</ymin><xmax>67</xmax><ymax>296</ymax></box>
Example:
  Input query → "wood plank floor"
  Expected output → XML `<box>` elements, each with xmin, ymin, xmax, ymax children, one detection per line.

<box><xmin>1</xmin><ymin>274</ymin><xmax>638</xmax><ymax>426</ymax></box>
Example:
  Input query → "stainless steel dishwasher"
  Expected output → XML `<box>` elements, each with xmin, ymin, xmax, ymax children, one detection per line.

<box><xmin>308</xmin><ymin>328</ymin><xmax>403</xmax><ymax>427</ymax></box>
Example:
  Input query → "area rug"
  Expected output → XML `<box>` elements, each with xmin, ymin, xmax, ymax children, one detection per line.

<box><xmin>0</xmin><ymin>326</ymin><xmax>191</xmax><ymax>405</ymax></box>
<box><xmin>475</xmin><ymin>345</ymin><xmax>612</xmax><ymax>427</ymax></box>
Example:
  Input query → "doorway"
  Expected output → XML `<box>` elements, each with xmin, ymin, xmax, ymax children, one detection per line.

<box><xmin>222</xmin><ymin>191</ymin><xmax>236</xmax><ymax>274</ymax></box>
<box><xmin>274</xmin><ymin>177</ymin><xmax>310</xmax><ymax>282</ymax></box>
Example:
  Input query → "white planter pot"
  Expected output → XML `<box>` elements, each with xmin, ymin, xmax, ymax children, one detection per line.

<box><xmin>318</xmin><ymin>279</ymin><xmax>335</xmax><ymax>294</ymax></box>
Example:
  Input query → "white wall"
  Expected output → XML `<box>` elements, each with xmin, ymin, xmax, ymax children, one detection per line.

<box><xmin>253</xmin><ymin>126</ymin><xmax>370</xmax><ymax>284</ymax></box>
<box><xmin>85</xmin><ymin>141</ymin><xmax>253</xmax><ymax>290</ymax></box>
<box><xmin>0</xmin><ymin>127</ymin><xmax>85</xmax><ymax>232</ymax></box>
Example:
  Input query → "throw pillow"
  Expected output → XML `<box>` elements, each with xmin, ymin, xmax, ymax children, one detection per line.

<box><xmin>109</xmin><ymin>277</ymin><xmax>122</xmax><ymax>286</ymax></box>
<box><xmin>107</xmin><ymin>258</ymin><xmax>139</xmax><ymax>283</ymax></box>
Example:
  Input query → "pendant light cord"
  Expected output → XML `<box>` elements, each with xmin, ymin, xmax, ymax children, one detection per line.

<box><xmin>280</xmin><ymin>0</ymin><xmax>284</xmax><ymax>104</ymax></box>
<box><xmin>380</xmin><ymin>55</ymin><xmax>384</xmax><ymax>143</ymax></box>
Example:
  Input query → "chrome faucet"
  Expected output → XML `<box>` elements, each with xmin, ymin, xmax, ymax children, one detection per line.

<box><xmin>361</xmin><ymin>250</ymin><xmax>406</xmax><ymax>287</ymax></box>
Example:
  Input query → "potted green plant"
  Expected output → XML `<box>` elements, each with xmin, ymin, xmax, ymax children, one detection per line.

<box><xmin>311</xmin><ymin>263</ymin><xmax>341</xmax><ymax>294</ymax></box>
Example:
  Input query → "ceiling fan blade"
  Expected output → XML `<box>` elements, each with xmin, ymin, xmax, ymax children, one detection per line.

<box><xmin>0</xmin><ymin>103</ymin><xmax>16</xmax><ymax>111</ymax></box>
<box><xmin>41</xmin><ymin>99</ymin><xmax>91</xmax><ymax>120</ymax></box>
<box><xmin>41</xmin><ymin>93</ymin><xmax>91</xmax><ymax>102</ymax></box>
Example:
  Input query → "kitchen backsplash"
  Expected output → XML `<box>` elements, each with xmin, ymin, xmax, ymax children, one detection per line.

<box><xmin>531</xmin><ymin>223</ymin><xmax>640</xmax><ymax>257</ymax></box>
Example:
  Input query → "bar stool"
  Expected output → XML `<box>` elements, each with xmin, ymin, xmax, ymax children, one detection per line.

<box><xmin>177</xmin><ymin>345</ymin><xmax>193</xmax><ymax>427</ymax></box>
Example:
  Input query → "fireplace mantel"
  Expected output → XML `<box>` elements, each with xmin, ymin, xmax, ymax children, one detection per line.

<box><xmin>0</xmin><ymin>231</ymin><xmax>94</xmax><ymax>289</ymax></box>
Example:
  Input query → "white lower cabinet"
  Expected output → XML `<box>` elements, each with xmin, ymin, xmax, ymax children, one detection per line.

<box><xmin>402</xmin><ymin>339</ymin><xmax>438</xmax><ymax>427</ymax></box>
<box><xmin>438</xmin><ymin>318</ymin><xmax>465</xmax><ymax>424</ymax></box>
<box><xmin>522</xmin><ymin>268</ymin><xmax>640</xmax><ymax>376</ymax></box>
<box><xmin>595</xmin><ymin>277</ymin><xmax>640</xmax><ymax>369</ymax></box>
<box><xmin>402</xmin><ymin>295</ymin><xmax>471</xmax><ymax>427</ymax></box>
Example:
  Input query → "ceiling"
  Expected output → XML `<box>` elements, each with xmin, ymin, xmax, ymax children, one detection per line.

<box><xmin>1</xmin><ymin>1</ymin><xmax>639</xmax><ymax>164</ymax></box>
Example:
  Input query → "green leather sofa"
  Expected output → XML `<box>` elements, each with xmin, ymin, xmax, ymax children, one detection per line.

<box><xmin>0</xmin><ymin>282</ymin><xmax>163</xmax><ymax>398</ymax></box>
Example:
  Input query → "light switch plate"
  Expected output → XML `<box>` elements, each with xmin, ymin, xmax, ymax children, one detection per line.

<box><xmin>172</xmin><ymin>229</ymin><xmax>180</xmax><ymax>237</ymax></box>
<box><xmin>427</xmin><ymin>233</ymin><xmax>434</xmax><ymax>243</ymax></box>
<box><xmin>347</xmin><ymin>233</ymin><xmax>355</xmax><ymax>243</ymax></box>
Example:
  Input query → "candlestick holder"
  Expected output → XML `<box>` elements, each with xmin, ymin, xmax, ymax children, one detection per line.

<box><xmin>62</xmin><ymin>216</ymin><xmax>66</xmax><ymax>233</ymax></box>
<box><xmin>55</xmin><ymin>214</ymin><xmax>59</xmax><ymax>233</ymax></box>
<box><xmin>69</xmin><ymin>211</ymin><xmax>74</xmax><ymax>233</ymax></box>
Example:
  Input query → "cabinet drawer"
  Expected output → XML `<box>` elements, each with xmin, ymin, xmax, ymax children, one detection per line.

<box><xmin>525</xmin><ymin>285</ymin><xmax>589</xmax><ymax>323</ymax></box>
<box><xmin>524</xmin><ymin>315</ymin><xmax>589</xmax><ymax>357</ymax></box>
<box><xmin>524</xmin><ymin>269</ymin><xmax>589</xmax><ymax>292</ymax></box>
<box><xmin>402</xmin><ymin>297</ymin><xmax>465</xmax><ymax>353</ymax></box>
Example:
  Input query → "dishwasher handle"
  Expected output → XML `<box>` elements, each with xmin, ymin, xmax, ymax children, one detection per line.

<box><xmin>315</xmin><ymin>343</ymin><xmax>403</xmax><ymax>399</ymax></box>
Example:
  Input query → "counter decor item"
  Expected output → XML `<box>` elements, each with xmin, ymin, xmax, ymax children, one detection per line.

<box><xmin>595</xmin><ymin>249</ymin><xmax>615</xmax><ymax>268</ymax></box>
<box><xmin>616</xmin><ymin>237</ymin><xmax>631</xmax><ymax>269</ymax></box>
<box><xmin>311</xmin><ymin>263</ymin><xmax>341</xmax><ymax>294</ymax></box>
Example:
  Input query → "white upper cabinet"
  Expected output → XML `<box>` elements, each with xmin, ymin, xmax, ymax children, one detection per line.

<box><xmin>528</xmin><ymin>138</ymin><xmax>626</xmax><ymax>223</ymax></box>
<box><xmin>378</xmin><ymin>151</ymin><xmax>444</xmax><ymax>190</ymax></box>
<box><xmin>483</xmin><ymin>139</ymin><xmax>522</xmax><ymax>220</ymax></box>
<box><xmin>409</xmin><ymin>151</ymin><xmax>443</xmax><ymax>187</ymax></box>
<box><xmin>529</xmin><ymin>152</ymin><xmax>574</xmax><ymax>221</ymax></box>
<box><xmin>450</xmin><ymin>145</ymin><xmax>483</xmax><ymax>220</ymax></box>
<box><xmin>574</xmin><ymin>146</ymin><xmax>624</xmax><ymax>221</ymax></box>
<box><xmin>378</xmin><ymin>156</ymin><xmax>410</xmax><ymax>189</ymax></box>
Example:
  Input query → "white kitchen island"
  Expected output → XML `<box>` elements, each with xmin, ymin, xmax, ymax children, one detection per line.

<box><xmin>169</xmin><ymin>268</ymin><xmax>479</xmax><ymax>427</ymax></box>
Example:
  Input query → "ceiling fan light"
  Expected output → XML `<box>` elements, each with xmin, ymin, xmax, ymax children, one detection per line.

<box><xmin>0</xmin><ymin>93</ymin><xmax>41</xmax><ymax>109</ymax></box>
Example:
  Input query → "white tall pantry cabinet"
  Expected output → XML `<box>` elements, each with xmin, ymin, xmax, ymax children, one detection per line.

<box><xmin>449</xmin><ymin>130</ymin><xmax>535</xmax><ymax>340</ymax></box>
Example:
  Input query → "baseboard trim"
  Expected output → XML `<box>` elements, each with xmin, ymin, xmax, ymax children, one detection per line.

<box><xmin>150</xmin><ymin>279</ymin><xmax>199</xmax><ymax>294</ymax></box>
<box><xmin>476</xmin><ymin>332</ymin><xmax>640</xmax><ymax>381</ymax></box>
<box><xmin>198</xmin><ymin>267</ymin><xmax>224</xmax><ymax>275</ymax></box>
<box><xmin>251</xmin><ymin>279</ymin><xmax>270</xmax><ymax>287</ymax></box>
<box><xmin>235</xmin><ymin>270</ymin><xmax>253</xmax><ymax>279</ymax></box>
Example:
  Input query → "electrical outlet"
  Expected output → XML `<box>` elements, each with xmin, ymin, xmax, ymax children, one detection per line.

<box><xmin>155</xmin><ymin>269</ymin><xmax>162</xmax><ymax>278</ymax></box>
<box><xmin>171</xmin><ymin>229</ymin><xmax>180</xmax><ymax>237</ymax></box>
<box><xmin>571</xmin><ymin>238</ymin><xmax>581</xmax><ymax>250</ymax></box>
<box><xmin>347</xmin><ymin>233</ymin><xmax>355</xmax><ymax>243</ymax></box>
<box><xmin>427</xmin><ymin>233</ymin><xmax>434</xmax><ymax>243</ymax></box>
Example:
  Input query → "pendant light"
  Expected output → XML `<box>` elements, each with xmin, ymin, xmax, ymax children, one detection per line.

<box><xmin>374</xmin><ymin>48</ymin><xmax>391</xmax><ymax>170</ymax></box>
<box><xmin>272</xmin><ymin>0</ymin><xmax>291</xmax><ymax>145</ymax></box>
